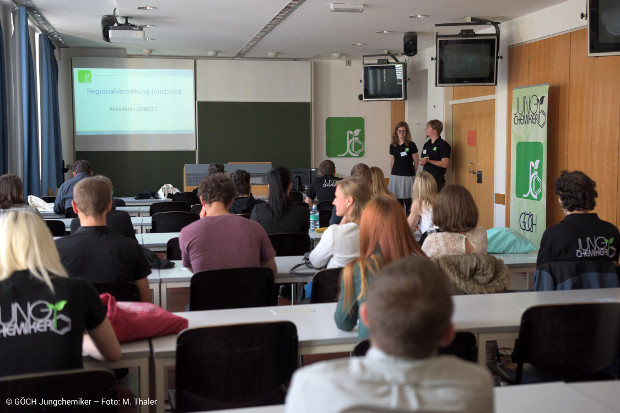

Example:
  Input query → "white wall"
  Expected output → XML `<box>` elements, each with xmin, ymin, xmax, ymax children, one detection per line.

<box><xmin>413</xmin><ymin>0</ymin><xmax>587</xmax><ymax>227</ymax></box>
<box><xmin>311</xmin><ymin>58</ymin><xmax>391</xmax><ymax>177</ymax></box>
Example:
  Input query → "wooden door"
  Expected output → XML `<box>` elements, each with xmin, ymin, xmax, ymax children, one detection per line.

<box><xmin>452</xmin><ymin>99</ymin><xmax>495</xmax><ymax>230</ymax></box>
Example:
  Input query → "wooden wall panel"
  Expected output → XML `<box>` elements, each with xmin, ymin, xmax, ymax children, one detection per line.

<box><xmin>591</xmin><ymin>56</ymin><xmax>620</xmax><ymax>225</ymax></box>
<box><xmin>527</xmin><ymin>39</ymin><xmax>549</xmax><ymax>85</ymax></box>
<box><xmin>567</xmin><ymin>29</ymin><xmax>594</xmax><ymax>173</ymax></box>
<box><xmin>390</xmin><ymin>101</ymin><xmax>406</xmax><ymax>140</ymax></box>
<box><xmin>546</xmin><ymin>33</ymin><xmax>571</xmax><ymax>225</ymax></box>
<box><xmin>453</xmin><ymin>86</ymin><xmax>496</xmax><ymax>100</ymax></box>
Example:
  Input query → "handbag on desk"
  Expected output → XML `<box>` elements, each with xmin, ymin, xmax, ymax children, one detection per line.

<box><xmin>100</xmin><ymin>293</ymin><xmax>188</xmax><ymax>342</ymax></box>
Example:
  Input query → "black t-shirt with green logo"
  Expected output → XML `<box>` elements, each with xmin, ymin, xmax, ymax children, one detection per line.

<box><xmin>390</xmin><ymin>142</ymin><xmax>418</xmax><ymax>176</ymax></box>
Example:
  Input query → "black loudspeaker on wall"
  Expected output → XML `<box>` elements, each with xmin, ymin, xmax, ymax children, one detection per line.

<box><xmin>403</xmin><ymin>32</ymin><xmax>418</xmax><ymax>57</ymax></box>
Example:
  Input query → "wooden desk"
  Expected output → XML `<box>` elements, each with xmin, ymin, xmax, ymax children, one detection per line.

<box><xmin>117</xmin><ymin>205</ymin><xmax>146</xmax><ymax>217</ymax></box>
<box><xmin>54</xmin><ymin>216</ymin><xmax>149</xmax><ymax>234</ymax></box>
<box><xmin>84</xmin><ymin>339</ymin><xmax>151</xmax><ymax>413</ymax></box>
<box><xmin>156</xmin><ymin>256</ymin><xmax>316</xmax><ymax>310</ymax></box>
<box><xmin>140</xmin><ymin>232</ymin><xmax>179</xmax><ymax>252</ymax></box>
<box><xmin>151</xmin><ymin>303</ymin><xmax>356</xmax><ymax>413</ymax></box>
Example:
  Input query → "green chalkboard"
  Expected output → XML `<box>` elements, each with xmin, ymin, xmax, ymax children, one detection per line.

<box><xmin>76</xmin><ymin>151</ymin><xmax>195</xmax><ymax>197</ymax></box>
<box><xmin>197</xmin><ymin>102</ymin><xmax>311</xmax><ymax>169</ymax></box>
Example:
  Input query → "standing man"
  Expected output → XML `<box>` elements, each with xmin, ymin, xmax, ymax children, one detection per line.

<box><xmin>55</xmin><ymin>176</ymin><xmax>152</xmax><ymax>302</ymax></box>
<box><xmin>420</xmin><ymin>120</ymin><xmax>451</xmax><ymax>192</ymax></box>
<box><xmin>180</xmin><ymin>174</ymin><xmax>277</xmax><ymax>274</ymax></box>
<box><xmin>54</xmin><ymin>160</ymin><xmax>93</xmax><ymax>214</ymax></box>
<box><xmin>305</xmin><ymin>160</ymin><xmax>341</xmax><ymax>206</ymax></box>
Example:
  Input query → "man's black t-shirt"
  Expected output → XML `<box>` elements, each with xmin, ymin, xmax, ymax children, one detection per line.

<box><xmin>0</xmin><ymin>271</ymin><xmax>106</xmax><ymax>377</ymax></box>
<box><xmin>421</xmin><ymin>137</ymin><xmax>451</xmax><ymax>185</ymax></box>
<box><xmin>306</xmin><ymin>175</ymin><xmax>341</xmax><ymax>202</ymax></box>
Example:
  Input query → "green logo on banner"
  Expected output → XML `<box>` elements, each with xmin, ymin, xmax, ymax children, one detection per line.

<box><xmin>326</xmin><ymin>117</ymin><xmax>365</xmax><ymax>158</ymax></box>
<box><xmin>516</xmin><ymin>141</ymin><xmax>543</xmax><ymax>201</ymax></box>
<box><xmin>77</xmin><ymin>70</ymin><xmax>92</xmax><ymax>83</ymax></box>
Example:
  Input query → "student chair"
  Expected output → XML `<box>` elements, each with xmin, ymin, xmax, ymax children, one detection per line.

<box><xmin>45</xmin><ymin>219</ymin><xmax>66</xmax><ymax>236</ymax></box>
<box><xmin>268</xmin><ymin>233</ymin><xmax>310</xmax><ymax>256</ymax></box>
<box><xmin>0</xmin><ymin>368</ymin><xmax>116</xmax><ymax>413</ymax></box>
<box><xmin>167</xmin><ymin>237</ymin><xmax>182</xmax><ymax>260</ymax></box>
<box><xmin>189</xmin><ymin>267</ymin><xmax>276</xmax><ymax>311</ymax></box>
<box><xmin>310</xmin><ymin>267</ymin><xmax>342</xmax><ymax>303</ymax></box>
<box><xmin>151</xmin><ymin>211</ymin><xmax>199</xmax><ymax>233</ymax></box>
<box><xmin>172</xmin><ymin>191</ymin><xmax>200</xmax><ymax>205</ymax></box>
<box><xmin>112</xmin><ymin>197</ymin><xmax>126</xmax><ymax>206</ymax></box>
<box><xmin>93</xmin><ymin>282</ymin><xmax>141</xmax><ymax>302</ymax></box>
<box><xmin>175</xmin><ymin>322</ymin><xmax>298</xmax><ymax>412</ymax></box>
<box><xmin>190</xmin><ymin>203</ymin><xmax>202</xmax><ymax>214</ymax></box>
<box><xmin>289</xmin><ymin>191</ymin><xmax>304</xmax><ymax>202</ymax></box>
<box><xmin>41</xmin><ymin>195</ymin><xmax>56</xmax><ymax>203</ymax></box>
<box><xmin>491</xmin><ymin>302</ymin><xmax>620</xmax><ymax>384</ymax></box>
<box><xmin>316</xmin><ymin>200</ymin><xmax>333</xmax><ymax>210</ymax></box>
<box><xmin>64</xmin><ymin>206</ymin><xmax>78</xmax><ymax>218</ymax></box>
<box><xmin>149</xmin><ymin>201</ymin><xmax>191</xmax><ymax>216</ymax></box>
<box><xmin>318</xmin><ymin>209</ymin><xmax>332</xmax><ymax>227</ymax></box>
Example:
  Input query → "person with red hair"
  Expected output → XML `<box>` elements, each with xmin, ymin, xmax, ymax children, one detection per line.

<box><xmin>334</xmin><ymin>195</ymin><xmax>426</xmax><ymax>340</ymax></box>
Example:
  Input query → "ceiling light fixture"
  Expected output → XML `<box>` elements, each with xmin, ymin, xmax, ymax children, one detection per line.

<box><xmin>207</xmin><ymin>50</ymin><xmax>219</xmax><ymax>57</ymax></box>
<box><xmin>332</xmin><ymin>53</ymin><xmax>343</xmax><ymax>59</ymax></box>
<box><xmin>352</xmin><ymin>42</ymin><xmax>366</xmax><ymax>46</ymax></box>
<box><xmin>376</xmin><ymin>30</ymin><xmax>393</xmax><ymax>34</ymax></box>
<box><xmin>267</xmin><ymin>51</ymin><xmax>279</xmax><ymax>58</ymax></box>
<box><xmin>409</xmin><ymin>14</ymin><xmax>429</xmax><ymax>19</ymax></box>
<box><xmin>236</xmin><ymin>0</ymin><xmax>308</xmax><ymax>58</ymax></box>
<box><xmin>330</xmin><ymin>3</ymin><xmax>364</xmax><ymax>13</ymax></box>
<box><xmin>137</xmin><ymin>6</ymin><xmax>158</xmax><ymax>11</ymax></box>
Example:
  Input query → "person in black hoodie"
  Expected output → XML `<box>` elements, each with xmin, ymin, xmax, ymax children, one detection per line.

<box><xmin>229</xmin><ymin>169</ymin><xmax>265</xmax><ymax>215</ymax></box>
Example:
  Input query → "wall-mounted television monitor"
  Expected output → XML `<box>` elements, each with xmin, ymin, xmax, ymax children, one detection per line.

<box><xmin>588</xmin><ymin>0</ymin><xmax>620</xmax><ymax>56</ymax></box>
<box><xmin>362</xmin><ymin>63</ymin><xmax>407</xmax><ymax>101</ymax></box>
<box><xmin>435</xmin><ymin>34</ymin><xmax>498</xmax><ymax>87</ymax></box>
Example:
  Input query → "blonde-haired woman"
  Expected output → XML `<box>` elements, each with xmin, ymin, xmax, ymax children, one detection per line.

<box><xmin>309</xmin><ymin>177</ymin><xmax>372</xmax><ymax>269</ymax></box>
<box><xmin>0</xmin><ymin>211</ymin><xmax>120</xmax><ymax>377</ymax></box>
<box><xmin>407</xmin><ymin>171</ymin><xmax>438</xmax><ymax>241</ymax></box>
<box><xmin>369</xmin><ymin>166</ymin><xmax>393</xmax><ymax>198</ymax></box>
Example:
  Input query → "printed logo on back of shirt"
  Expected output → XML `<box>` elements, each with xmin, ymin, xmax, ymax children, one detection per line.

<box><xmin>0</xmin><ymin>300</ymin><xmax>72</xmax><ymax>338</ymax></box>
<box><xmin>575</xmin><ymin>236</ymin><xmax>616</xmax><ymax>258</ymax></box>
<box><xmin>323</xmin><ymin>180</ymin><xmax>337</xmax><ymax>188</ymax></box>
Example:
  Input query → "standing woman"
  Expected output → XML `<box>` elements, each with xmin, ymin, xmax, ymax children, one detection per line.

<box><xmin>251</xmin><ymin>166</ymin><xmax>309</xmax><ymax>234</ymax></box>
<box><xmin>0</xmin><ymin>211</ymin><xmax>120</xmax><ymax>377</ymax></box>
<box><xmin>334</xmin><ymin>195</ymin><xmax>425</xmax><ymax>340</ymax></box>
<box><xmin>387</xmin><ymin>121</ymin><xmax>418</xmax><ymax>215</ymax></box>
<box><xmin>309</xmin><ymin>177</ymin><xmax>371</xmax><ymax>269</ymax></box>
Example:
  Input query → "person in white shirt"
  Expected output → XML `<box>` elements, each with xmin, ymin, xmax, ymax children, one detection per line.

<box><xmin>286</xmin><ymin>255</ymin><xmax>494</xmax><ymax>413</ymax></box>
<box><xmin>309</xmin><ymin>177</ymin><xmax>371</xmax><ymax>269</ymax></box>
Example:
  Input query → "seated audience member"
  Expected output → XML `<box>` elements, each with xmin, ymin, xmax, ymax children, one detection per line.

<box><xmin>369</xmin><ymin>166</ymin><xmax>393</xmax><ymax>198</ymax></box>
<box><xmin>208</xmin><ymin>163</ymin><xmax>225</xmax><ymax>175</ymax></box>
<box><xmin>180</xmin><ymin>174</ymin><xmax>277</xmax><ymax>274</ymax></box>
<box><xmin>407</xmin><ymin>171</ymin><xmax>438</xmax><ymax>241</ymax></box>
<box><xmin>286</xmin><ymin>256</ymin><xmax>494</xmax><ymax>413</ymax></box>
<box><xmin>335</xmin><ymin>195</ymin><xmax>425</xmax><ymax>340</ymax></box>
<box><xmin>251</xmin><ymin>166</ymin><xmax>309</xmax><ymax>234</ymax></box>
<box><xmin>329</xmin><ymin>163</ymin><xmax>372</xmax><ymax>226</ymax></box>
<box><xmin>305</xmin><ymin>160</ymin><xmax>341</xmax><ymax>205</ymax></box>
<box><xmin>0</xmin><ymin>211</ymin><xmax>120</xmax><ymax>377</ymax></box>
<box><xmin>534</xmin><ymin>170</ymin><xmax>620</xmax><ymax>290</ymax></box>
<box><xmin>55</xmin><ymin>176</ymin><xmax>152</xmax><ymax>302</ymax></box>
<box><xmin>229</xmin><ymin>169</ymin><xmax>264</xmax><ymax>215</ymax></box>
<box><xmin>422</xmin><ymin>184</ymin><xmax>487</xmax><ymax>258</ymax></box>
<box><xmin>310</xmin><ymin>177</ymin><xmax>371</xmax><ymax>269</ymax></box>
<box><xmin>0</xmin><ymin>174</ymin><xmax>42</xmax><ymax>217</ymax></box>
<box><xmin>53</xmin><ymin>159</ymin><xmax>93</xmax><ymax>214</ymax></box>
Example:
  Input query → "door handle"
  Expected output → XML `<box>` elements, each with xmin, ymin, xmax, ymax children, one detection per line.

<box><xmin>468</xmin><ymin>162</ymin><xmax>477</xmax><ymax>174</ymax></box>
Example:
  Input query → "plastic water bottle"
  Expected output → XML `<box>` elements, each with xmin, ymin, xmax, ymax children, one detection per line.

<box><xmin>310</xmin><ymin>204</ymin><xmax>319</xmax><ymax>231</ymax></box>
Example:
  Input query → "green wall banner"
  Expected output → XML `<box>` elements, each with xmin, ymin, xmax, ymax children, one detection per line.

<box><xmin>326</xmin><ymin>117</ymin><xmax>365</xmax><ymax>158</ymax></box>
<box><xmin>510</xmin><ymin>84</ymin><xmax>549</xmax><ymax>248</ymax></box>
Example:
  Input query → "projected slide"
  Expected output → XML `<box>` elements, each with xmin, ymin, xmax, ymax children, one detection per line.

<box><xmin>72</xmin><ymin>57</ymin><xmax>196</xmax><ymax>151</ymax></box>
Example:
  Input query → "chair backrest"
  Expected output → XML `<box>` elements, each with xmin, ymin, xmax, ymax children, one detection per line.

<box><xmin>149</xmin><ymin>201</ymin><xmax>191</xmax><ymax>215</ymax></box>
<box><xmin>318</xmin><ymin>209</ymin><xmax>332</xmax><ymax>227</ymax></box>
<box><xmin>237</xmin><ymin>213</ymin><xmax>251</xmax><ymax>219</ymax></box>
<box><xmin>289</xmin><ymin>191</ymin><xmax>304</xmax><ymax>202</ymax></box>
<box><xmin>268</xmin><ymin>233</ymin><xmax>310</xmax><ymax>256</ymax></box>
<box><xmin>167</xmin><ymin>237</ymin><xmax>182</xmax><ymax>260</ymax></box>
<box><xmin>189</xmin><ymin>267</ymin><xmax>276</xmax><ymax>311</ymax></box>
<box><xmin>173</xmin><ymin>191</ymin><xmax>200</xmax><ymax>205</ymax></box>
<box><xmin>316</xmin><ymin>200</ymin><xmax>333</xmax><ymax>210</ymax></box>
<box><xmin>45</xmin><ymin>219</ymin><xmax>66</xmax><ymax>237</ymax></box>
<box><xmin>112</xmin><ymin>197</ymin><xmax>126</xmax><ymax>206</ymax></box>
<box><xmin>41</xmin><ymin>195</ymin><xmax>56</xmax><ymax>203</ymax></box>
<box><xmin>93</xmin><ymin>282</ymin><xmax>141</xmax><ymax>302</ymax></box>
<box><xmin>514</xmin><ymin>302</ymin><xmax>620</xmax><ymax>383</ymax></box>
<box><xmin>0</xmin><ymin>368</ymin><xmax>116</xmax><ymax>413</ymax></box>
<box><xmin>310</xmin><ymin>267</ymin><xmax>342</xmax><ymax>303</ymax></box>
<box><xmin>351</xmin><ymin>332</ymin><xmax>477</xmax><ymax>363</ymax></box>
<box><xmin>176</xmin><ymin>322</ymin><xmax>298</xmax><ymax>412</ymax></box>
<box><xmin>65</xmin><ymin>206</ymin><xmax>78</xmax><ymax>218</ymax></box>
<box><xmin>438</xmin><ymin>331</ymin><xmax>477</xmax><ymax>362</ymax></box>
<box><xmin>191</xmin><ymin>203</ymin><xmax>203</xmax><ymax>214</ymax></box>
<box><xmin>151</xmin><ymin>211</ymin><xmax>199</xmax><ymax>233</ymax></box>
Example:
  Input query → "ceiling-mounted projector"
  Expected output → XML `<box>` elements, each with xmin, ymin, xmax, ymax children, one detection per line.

<box><xmin>102</xmin><ymin>15</ymin><xmax>145</xmax><ymax>43</ymax></box>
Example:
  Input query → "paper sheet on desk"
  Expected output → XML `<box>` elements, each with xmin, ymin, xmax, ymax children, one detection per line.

<box><xmin>28</xmin><ymin>195</ymin><xmax>54</xmax><ymax>212</ymax></box>
<box><xmin>270</xmin><ymin>306</ymin><xmax>315</xmax><ymax>315</ymax></box>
